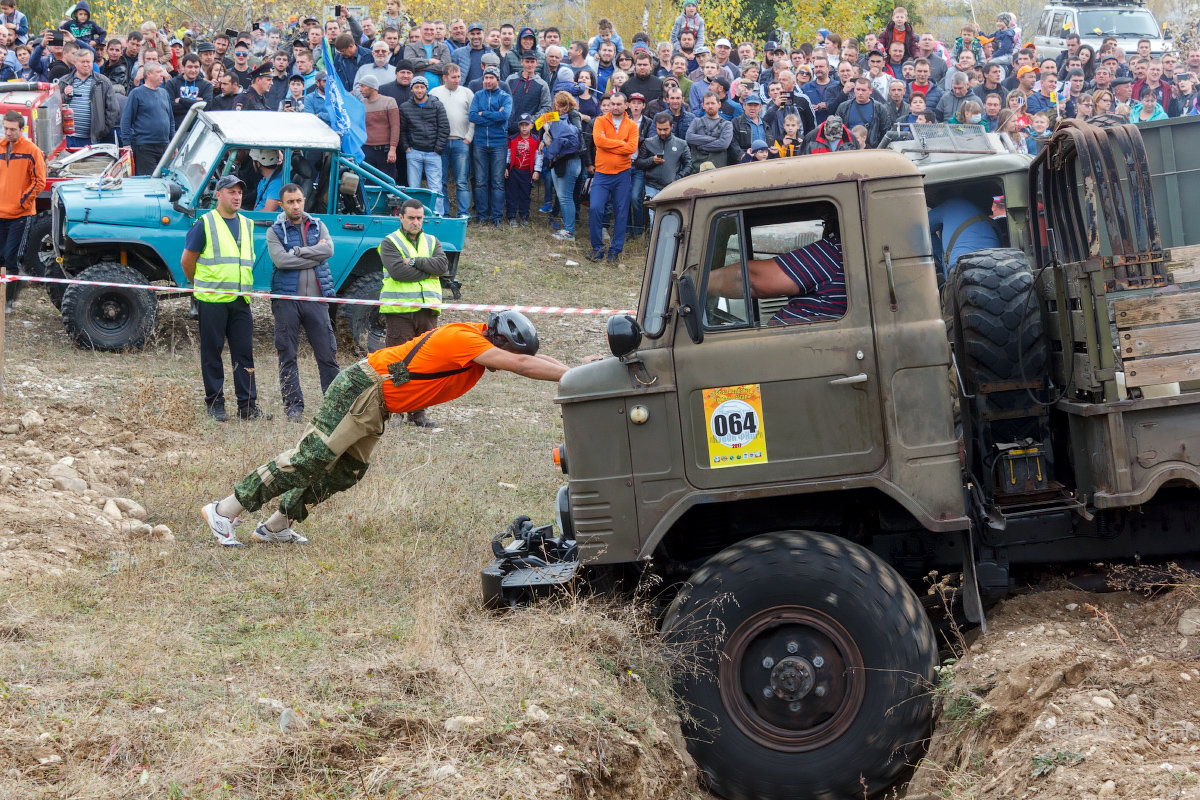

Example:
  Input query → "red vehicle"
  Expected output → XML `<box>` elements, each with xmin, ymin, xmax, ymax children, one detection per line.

<box><xmin>0</xmin><ymin>80</ymin><xmax>132</xmax><ymax>304</ymax></box>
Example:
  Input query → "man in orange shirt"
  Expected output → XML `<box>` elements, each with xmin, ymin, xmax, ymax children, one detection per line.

<box><xmin>0</xmin><ymin>110</ymin><xmax>46</xmax><ymax>315</ymax></box>
<box><xmin>588</xmin><ymin>91</ymin><xmax>639</xmax><ymax>264</ymax></box>
<box><xmin>200</xmin><ymin>311</ymin><xmax>568</xmax><ymax>546</ymax></box>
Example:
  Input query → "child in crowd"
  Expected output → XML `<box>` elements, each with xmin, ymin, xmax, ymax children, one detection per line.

<box><xmin>989</xmin><ymin>14</ymin><xmax>1016</xmax><ymax>60</ymax></box>
<box><xmin>954</xmin><ymin>23</ymin><xmax>982</xmax><ymax>61</ymax></box>
<box><xmin>505</xmin><ymin>114</ymin><xmax>538</xmax><ymax>225</ymax></box>
<box><xmin>850</xmin><ymin>124</ymin><xmax>868</xmax><ymax>149</ymax></box>
<box><xmin>774</xmin><ymin>114</ymin><xmax>803</xmax><ymax>157</ymax></box>
<box><xmin>279</xmin><ymin>74</ymin><xmax>306</xmax><ymax>112</ymax></box>
<box><xmin>1026</xmin><ymin>111</ymin><xmax>1051</xmax><ymax>153</ymax></box>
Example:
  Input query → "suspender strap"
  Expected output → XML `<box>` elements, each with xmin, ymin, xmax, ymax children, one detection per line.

<box><xmin>385</xmin><ymin>330</ymin><xmax>473</xmax><ymax>386</ymax></box>
<box><xmin>945</xmin><ymin>213</ymin><xmax>990</xmax><ymax>266</ymax></box>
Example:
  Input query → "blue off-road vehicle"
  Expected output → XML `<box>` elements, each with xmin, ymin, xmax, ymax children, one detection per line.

<box><xmin>50</xmin><ymin>107</ymin><xmax>467</xmax><ymax>352</ymax></box>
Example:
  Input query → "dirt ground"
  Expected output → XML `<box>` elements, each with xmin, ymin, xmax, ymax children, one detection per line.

<box><xmin>6</xmin><ymin>224</ymin><xmax>1200</xmax><ymax>799</ymax></box>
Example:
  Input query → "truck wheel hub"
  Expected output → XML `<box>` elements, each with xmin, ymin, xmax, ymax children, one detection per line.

<box><xmin>721</xmin><ymin>605</ymin><xmax>866</xmax><ymax>752</ymax></box>
<box><xmin>769</xmin><ymin>656</ymin><xmax>814</xmax><ymax>701</ymax></box>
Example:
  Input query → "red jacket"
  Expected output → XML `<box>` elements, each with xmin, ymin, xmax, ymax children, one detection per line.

<box><xmin>0</xmin><ymin>135</ymin><xmax>46</xmax><ymax>217</ymax></box>
<box><xmin>802</xmin><ymin>121</ymin><xmax>858</xmax><ymax>155</ymax></box>
<box><xmin>508</xmin><ymin>134</ymin><xmax>537</xmax><ymax>171</ymax></box>
<box><xmin>879</xmin><ymin>21</ymin><xmax>920</xmax><ymax>60</ymax></box>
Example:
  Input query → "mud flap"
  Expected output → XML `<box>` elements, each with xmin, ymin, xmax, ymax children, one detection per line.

<box><xmin>961</xmin><ymin>526</ymin><xmax>987</xmax><ymax>634</ymax></box>
<box><xmin>480</xmin><ymin>515</ymin><xmax>580</xmax><ymax>609</ymax></box>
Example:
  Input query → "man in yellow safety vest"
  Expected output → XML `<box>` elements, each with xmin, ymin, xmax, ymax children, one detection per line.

<box><xmin>181</xmin><ymin>174</ymin><xmax>271</xmax><ymax>422</ymax></box>
<box><xmin>378</xmin><ymin>197</ymin><xmax>449</xmax><ymax>427</ymax></box>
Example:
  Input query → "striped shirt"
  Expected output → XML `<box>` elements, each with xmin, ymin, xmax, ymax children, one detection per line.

<box><xmin>770</xmin><ymin>238</ymin><xmax>846</xmax><ymax>325</ymax></box>
<box><xmin>68</xmin><ymin>74</ymin><xmax>93</xmax><ymax>138</ymax></box>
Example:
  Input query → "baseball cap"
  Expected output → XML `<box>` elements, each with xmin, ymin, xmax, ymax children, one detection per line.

<box><xmin>313</xmin><ymin>70</ymin><xmax>327</xmax><ymax>81</ymax></box>
<box><xmin>694</xmin><ymin>45</ymin><xmax>710</xmax><ymax>55</ymax></box>
<box><xmin>764</xmin><ymin>40</ymin><xmax>780</xmax><ymax>52</ymax></box>
<box><xmin>467</xmin><ymin>22</ymin><xmax>483</xmax><ymax>32</ymax></box>
<box><xmin>518</xmin><ymin>112</ymin><xmax>534</xmax><ymax>123</ymax></box>
<box><xmin>712</xmin><ymin>75</ymin><xmax>731</xmax><ymax>90</ymax></box>
<box><xmin>628</xmin><ymin>92</ymin><xmax>646</xmax><ymax>101</ymax></box>
<box><xmin>992</xmin><ymin>195</ymin><xmax>1006</xmax><ymax>204</ymax></box>
<box><xmin>818</xmin><ymin>28</ymin><xmax>831</xmax><ymax>38</ymax></box>
<box><xmin>1016</xmin><ymin>65</ymin><xmax>1039</xmax><ymax>78</ymax></box>
<box><xmin>1102</xmin><ymin>53</ymin><xmax>1120</xmax><ymax>62</ymax></box>
<box><xmin>483</xmin><ymin>66</ymin><xmax>500</xmax><ymax>78</ymax></box>
<box><xmin>521</xmin><ymin>51</ymin><xmax>537</xmax><ymax>60</ymax></box>
<box><xmin>214</xmin><ymin>175</ymin><xmax>245</xmax><ymax>191</ymax></box>
<box><xmin>196</xmin><ymin>41</ymin><xmax>216</xmax><ymax>53</ymax></box>
<box><xmin>518</xmin><ymin>26</ymin><xmax>535</xmax><ymax>39</ymax></box>
<box><xmin>169</xmin><ymin>37</ymin><xmax>183</xmax><ymax>47</ymax></box>
<box><xmin>715</xmin><ymin>37</ymin><xmax>731</xmax><ymax>48</ymax></box>
<box><xmin>411</xmin><ymin>75</ymin><xmax>427</xmax><ymax>86</ymax></box>
<box><xmin>358</xmin><ymin>74</ymin><xmax>380</xmax><ymax>89</ymax></box>
<box><xmin>743</xmin><ymin>94</ymin><xmax>762</xmax><ymax>104</ymax></box>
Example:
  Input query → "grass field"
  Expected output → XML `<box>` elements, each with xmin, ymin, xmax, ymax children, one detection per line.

<box><xmin>0</xmin><ymin>223</ymin><xmax>708</xmax><ymax>799</ymax></box>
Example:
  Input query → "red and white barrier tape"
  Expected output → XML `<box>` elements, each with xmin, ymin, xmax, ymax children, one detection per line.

<box><xmin>3</xmin><ymin>274</ymin><xmax>635</xmax><ymax>316</ymax></box>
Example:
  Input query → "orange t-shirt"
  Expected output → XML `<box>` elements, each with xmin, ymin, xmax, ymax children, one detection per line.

<box><xmin>366</xmin><ymin>322</ymin><xmax>493</xmax><ymax>413</ymax></box>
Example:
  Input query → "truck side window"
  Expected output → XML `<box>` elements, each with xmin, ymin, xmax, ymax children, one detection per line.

<box><xmin>701</xmin><ymin>212</ymin><xmax>752</xmax><ymax>329</ymax></box>
<box><xmin>703</xmin><ymin>201</ymin><xmax>847</xmax><ymax>328</ymax></box>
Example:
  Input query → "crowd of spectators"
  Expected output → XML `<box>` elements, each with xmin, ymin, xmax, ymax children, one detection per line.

<box><xmin>1</xmin><ymin>1</ymin><xmax>1197</xmax><ymax>252</ymax></box>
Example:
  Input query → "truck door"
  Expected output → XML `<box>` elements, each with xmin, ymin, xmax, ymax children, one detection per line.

<box><xmin>673</xmin><ymin>186</ymin><xmax>887</xmax><ymax>491</ymax></box>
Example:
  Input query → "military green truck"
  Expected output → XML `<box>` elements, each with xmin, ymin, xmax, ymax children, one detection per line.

<box><xmin>483</xmin><ymin>116</ymin><xmax>1200</xmax><ymax>799</ymax></box>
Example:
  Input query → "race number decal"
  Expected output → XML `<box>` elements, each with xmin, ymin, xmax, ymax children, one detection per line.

<box><xmin>702</xmin><ymin>384</ymin><xmax>768</xmax><ymax>468</ymax></box>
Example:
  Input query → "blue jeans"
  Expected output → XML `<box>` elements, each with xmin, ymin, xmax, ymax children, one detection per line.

<box><xmin>588</xmin><ymin>170</ymin><xmax>630</xmax><ymax>255</ymax></box>
<box><xmin>65</xmin><ymin>135</ymin><xmax>91</xmax><ymax>148</ymax></box>
<box><xmin>645</xmin><ymin>185</ymin><xmax>661</xmax><ymax>226</ymax></box>
<box><xmin>441</xmin><ymin>138</ymin><xmax>470</xmax><ymax>218</ymax></box>
<box><xmin>629</xmin><ymin>168</ymin><xmax>646</xmax><ymax>237</ymax></box>
<box><xmin>472</xmin><ymin>143</ymin><xmax>506</xmax><ymax>222</ymax></box>
<box><xmin>551</xmin><ymin>157</ymin><xmax>582</xmax><ymax>234</ymax></box>
<box><xmin>407</xmin><ymin>149</ymin><xmax>444</xmax><ymax>214</ymax></box>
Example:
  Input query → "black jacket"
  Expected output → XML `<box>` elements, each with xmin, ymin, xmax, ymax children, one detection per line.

<box><xmin>163</xmin><ymin>75</ymin><xmax>213</xmax><ymax>126</ymax></box>
<box><xmin>399</xmin><ymin>94</ymin><xmax>449</xmax><ymax>153</ymax></box>
<box><xmin>836</xmin><ymin>98</ymin><xmax>894</xmax><ymax>148</ymax></box>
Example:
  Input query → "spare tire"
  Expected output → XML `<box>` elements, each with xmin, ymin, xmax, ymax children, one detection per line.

<box><xmin>947</xmin><ymin>248</ymin><xmax>1047</xmax><ymax>480</ymax></box>
<box><xmin>61</xmin><ymin>261</ymin><xmax>157</xmax><ymax>351</ymax></box>
<box><xmin>338</xmin><ymin>272</ymin><xmax>385</xmax><ymax>356</ymax></box>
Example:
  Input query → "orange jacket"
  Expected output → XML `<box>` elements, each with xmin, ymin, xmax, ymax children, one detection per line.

<box><xmin>0</xmin><ymin>135</ymin><xmax>46</xmax><ymax>218</ymax></box>
<box><xmin>592</xmin><ymin>113</ymin><xmax>638</xmax><ymax>175</ymax></box>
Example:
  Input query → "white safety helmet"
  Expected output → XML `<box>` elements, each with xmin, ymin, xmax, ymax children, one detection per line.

<box><xmin>249</xmin><ymin>148</ymin><xmax>280</xmax><ymax>166</ymax></box>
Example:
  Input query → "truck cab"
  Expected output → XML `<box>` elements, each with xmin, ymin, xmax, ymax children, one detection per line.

<box><xmin>51</xmin><ymin>108</ymin><xmax>466</xmax><ymax>352</ymax></box>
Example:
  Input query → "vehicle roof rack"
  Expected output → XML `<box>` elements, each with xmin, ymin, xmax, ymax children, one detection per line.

<box><xmin>1063</xmin><ymin>0</ymin><xmax>1146</xmax><ymax>7</ymax></box>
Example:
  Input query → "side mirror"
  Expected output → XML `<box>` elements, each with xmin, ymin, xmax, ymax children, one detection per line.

<box><xmin>606</xmin><ymin>314</ymin><xmax>642</xmax><ymax>357</ymax></box>
<box><xmin>677</xmin><ymin>274</ymin><xmax>704</xmax><ymax>345</ymax></box>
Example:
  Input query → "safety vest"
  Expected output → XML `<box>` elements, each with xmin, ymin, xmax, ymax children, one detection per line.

<box><xmin>378</xmin><ymin>230</ymin><xmax>441</xmax><ymax>315</ymax></box>
<box><xmin>194</xmin><ymin>211</ymin><xmax>254</xmax><ymax>303</ymax></box>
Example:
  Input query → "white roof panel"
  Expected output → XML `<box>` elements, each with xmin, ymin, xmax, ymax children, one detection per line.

<box><xmin>202</xmin><ymin>110</ymin><xmax>342</xmax><ymax>149</ymax></box>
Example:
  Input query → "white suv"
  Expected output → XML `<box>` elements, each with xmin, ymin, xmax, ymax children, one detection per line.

<box><xmin>1033</xmin><ymin>1</ymin><xmax>1168</xmax><ymax>61</ymax></box>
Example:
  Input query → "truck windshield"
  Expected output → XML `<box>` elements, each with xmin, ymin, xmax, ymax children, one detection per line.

<box><xmin>168</xmin><ymin>124</ymin><xmax>224</xmax><ymax>199</ymax></box>
<box><xmin>643</xmin><ymin>211</ymin><xmax>681</xmax><ymax>337</ymax></box>
<box><xmin>1077</xmin><ymin>9</ymin><xmax>1159</xmax><ymax>38</ymax></box>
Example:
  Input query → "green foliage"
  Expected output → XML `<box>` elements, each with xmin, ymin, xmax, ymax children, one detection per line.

<box><xmin>1031</xmin><ymin>749</ymin><xmax>1084</xmax><ymax>778</ymax></box>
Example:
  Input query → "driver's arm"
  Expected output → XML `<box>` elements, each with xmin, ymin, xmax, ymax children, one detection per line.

<box><xmin>707</xmin><ymin>256</ymin><xmax>800</xmax><ymax>299</ymax></box>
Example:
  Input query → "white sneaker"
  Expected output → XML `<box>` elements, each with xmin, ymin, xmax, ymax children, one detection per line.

<box><xmin>202</xmin><ymin>501</ymin><xmax>244</xmax><ymax>547</ymax></box>
<box><xmin>251</xmin><ymin>522</ymin><xmax>309</xmax><ymax>544</ymax></box>
<box><xmin>552</xmin><ymin>230</ymin><xmax>575</xmax><ymax>241</ymax></box>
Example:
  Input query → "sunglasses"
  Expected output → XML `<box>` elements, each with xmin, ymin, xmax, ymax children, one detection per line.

<box><xmin>235</xmin><ymin>51</ymin><xmax>248</xmax><ymax>56</ymax></box>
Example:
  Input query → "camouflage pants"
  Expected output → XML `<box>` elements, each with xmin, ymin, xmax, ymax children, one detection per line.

<box><xmin>234</xmin><ymin>361</ymin><xmax>387</xmax><ymax>522</ymax></box>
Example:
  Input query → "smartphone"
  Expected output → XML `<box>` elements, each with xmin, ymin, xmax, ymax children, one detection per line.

<box><xmin>335</xmin><ymin>5</ymin><xmax>344</xmax><ymax>16</ymax></box>
<box><xmin>49</xmin><ymin>32</ymin><xmax>64</xmax><ymax>46</ymax></box>
<box><xmin>283</xmin><ymin>98</ymin><xmax>293</xmax><ymax>109</ymax></box>
<box><xmin>225</xmin><ymin>28</ymin><xmax>238</xmax><ymax>39</ymax></box>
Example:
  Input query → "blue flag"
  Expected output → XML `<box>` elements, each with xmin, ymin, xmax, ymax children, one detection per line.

<box><xmin>322</xmin><ymin>38</ymin><xmax>367</xmax><ymax>160</ymax></box>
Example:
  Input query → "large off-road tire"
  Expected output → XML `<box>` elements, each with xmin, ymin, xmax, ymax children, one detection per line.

<box><xmin>947</xmin><ymin>249</ymin><xmax>1048</xmax><ymax>474</ymax></box>
<box><xmin>338</xmin><ymin>272</ymin><xmax>385</xmax><ymax>356</ymax></box>
<box><xmin>663</xmin><ymin>531</ymin><xmax>937</xmax><ymax>800</ymax></box>
<box><xmin>60</xmin><ymin>262</ymin><xmax>157</xmax><ymax>351</ymax></box>
<box><xmin>20</xmin><ymin>212</ymin><xmax>66</xmax><ymax>309</ymax></box>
